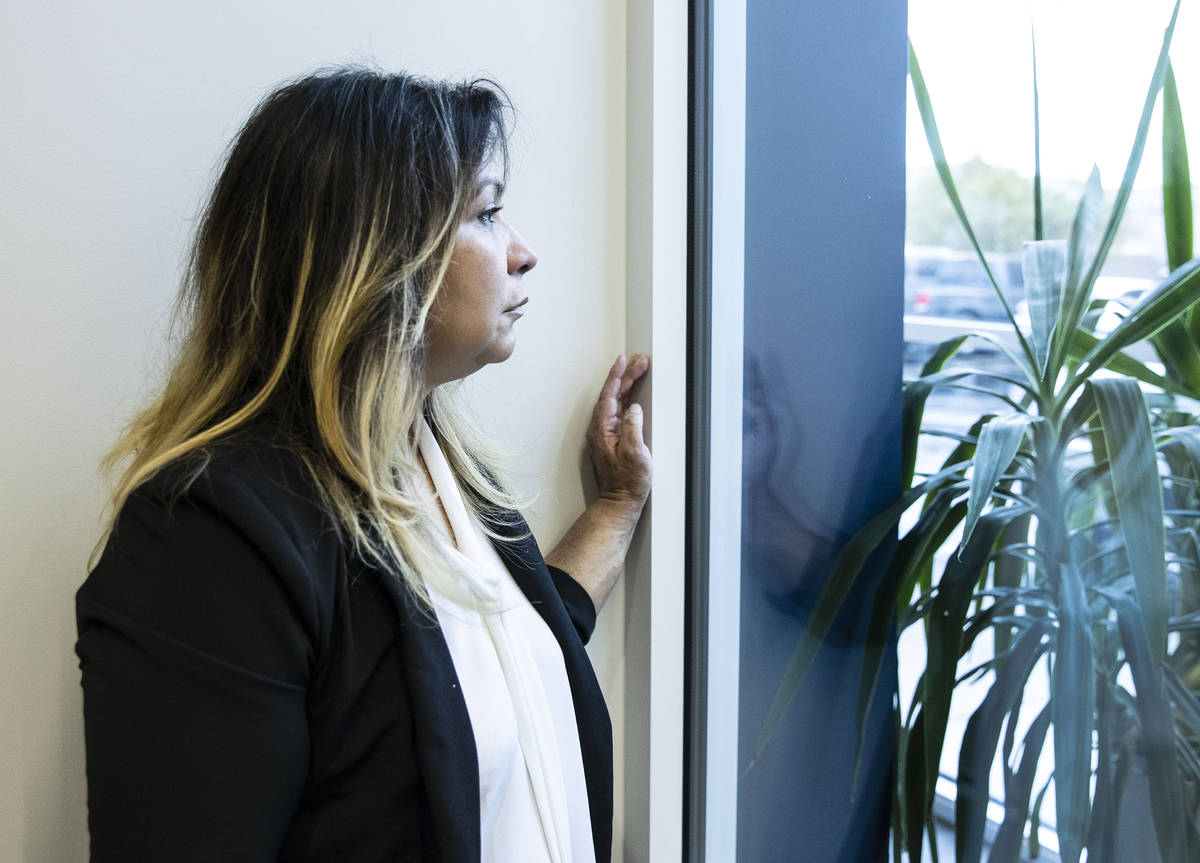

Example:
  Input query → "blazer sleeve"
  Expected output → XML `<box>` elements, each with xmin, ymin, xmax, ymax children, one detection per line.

<box><xmin>76</xmin><ymin>471</ymin><xmax>323</xmax><ymax>863</ymax></box>
<box><xmin>545</xmin><ymin>564</ymin><xmax>598</xmax><ymax>645</ymax></box>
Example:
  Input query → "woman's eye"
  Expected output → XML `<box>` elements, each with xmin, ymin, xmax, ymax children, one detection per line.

<box><xmin>478</xmin><ymin>205</ymin><xmax>503</xmax><ymax>225</ymax></box>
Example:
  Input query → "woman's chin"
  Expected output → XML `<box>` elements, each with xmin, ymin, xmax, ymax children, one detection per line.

<box><xmin>486</xmin><ymin>335</ymin><xmax>518</xmax><ymax>366</ymax></box>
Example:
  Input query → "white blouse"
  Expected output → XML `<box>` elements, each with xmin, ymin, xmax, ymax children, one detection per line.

<box><xmin>417</xmin><ymin>421</ymin><xmax>596</xmax><ymax>863</ymax></box>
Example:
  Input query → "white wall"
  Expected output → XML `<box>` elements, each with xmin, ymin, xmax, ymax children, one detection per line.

<box><xmin>0</xmin><ymin>2</ymin><xmax>629</xmax><ymax>859</ymax></box>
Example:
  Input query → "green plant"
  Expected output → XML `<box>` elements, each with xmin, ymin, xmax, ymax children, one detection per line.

<box><xmin>755</xmin><ymin>4</ymin><xmax>1200</xmax><ymax>861</ymax></box>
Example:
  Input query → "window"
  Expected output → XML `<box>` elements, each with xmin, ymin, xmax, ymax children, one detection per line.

<box><xmin>688</xmin><ymin>1</ymin><xmax>1199</xmax><ymax>861</ymax></box>
<box><xmin>901</xmin><ymin>1</ymin><xmax>1198</xmax><ymax>858</ymax></box>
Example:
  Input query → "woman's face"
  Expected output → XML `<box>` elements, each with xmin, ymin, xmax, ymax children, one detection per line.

<box><xmin>424</xmin><ymin>160</ymin><xmax>538</xmax><ymax>389</ymax></box>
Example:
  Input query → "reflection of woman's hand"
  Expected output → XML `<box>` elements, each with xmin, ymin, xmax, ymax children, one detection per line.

<box><xmin>587</xmin><ymin>354</ymin><xmax>652</xmax><ymax>508</ymax></box>
<box><xmin>742</xmin><ymin>353</ymin><xmax>780</xmax><ymax>488</ymax></box>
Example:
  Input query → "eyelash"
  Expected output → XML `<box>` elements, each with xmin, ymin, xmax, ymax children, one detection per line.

<box><xmin>478</xmin><ymin>205</ymin><xmax>503</xmax><ymax>225</ymax></box>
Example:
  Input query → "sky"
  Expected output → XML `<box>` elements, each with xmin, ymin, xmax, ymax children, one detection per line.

<box><xmin>906</xmin><ymin>0</ymin><xmax>1199</xmax><ymax>190</ymax></box>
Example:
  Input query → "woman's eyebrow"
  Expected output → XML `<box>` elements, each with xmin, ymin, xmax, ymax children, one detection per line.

<box><xmin>477</xmin><ymin>178</ymin><xmax>505</xmax><ymax>197</ymax></box>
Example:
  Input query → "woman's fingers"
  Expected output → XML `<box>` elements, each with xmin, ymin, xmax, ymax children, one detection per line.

<box><xmin>595</xmin><ymin>353</ymin><xmax>648</xmax><ymax>434</ymax></box>
<box><xmin>609</xmin><ymin>402</ymin><xmax>651</xmax><ymax>501</ymax></box>
<box><xmin>618</xmin><ymin>353</ymin><xmax>649</xmax><ymax>398</ymax></box>
<box><xmin>587</xmin><ymin>354</ymin><xmax>652</xmax><ymax>503</ymax></box>
<box><xmin>620</xmin><ymin>402</ymin><xmax>644</xmax><ymax>449</ymax></box>
<box><xmin>593</xmin><ymin>355</ymin><xmax>628</xmax><ymax>438</ymax></box>
<box><xmin>601</xmin><ymin>355</ymin><xmax>627</xmax><ymax>403</ymax></box>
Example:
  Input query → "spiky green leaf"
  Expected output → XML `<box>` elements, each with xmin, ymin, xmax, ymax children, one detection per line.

<box><xmin>1087</xmin><ymin>678</ymin><xmax>1120</xmax><ymax>863</ymax></box>
<box><xmin>1094</xmin><ymin>587</ymin><xmax>1192</xmax><ymax>862</ymax></box>
<box><xmin>750</xmin><ymin>463</ymin><xmax>968</xmax><ymax>763</ymax></box>
<box><xmin>1077</xmin><ymin>257</ymin><xmax>1200</xmax><ymax>382</ymax></box>
<box><xmin>1052</xmin><ymin>168</ymin><xmax>1105</xmax><ymax>376</ymax></box>
<box><xmin>993</xmin><ymin>512</ymin><xmax>1032</xmax><ymax>658</ymax></box>
<box><xmin>1149</xmin><ymin>318</ymin><xmax>1200</xmax><ymax>396</ymax></box>
<box><xmin>904</xmin><ymin>709</ymin><xmax>929</xmax><ymax>861</ymax></box>
<box><xmin>924</xmin><ymin>507</ymin><xmax>1029</xmax><ymax>827</ymax></box>
<box><xmin>1052</xmin><ymin>562</ymin><xmax>1094</xmax><ymax>863</ymax></box>
<box><xmin>962</xmin><ymin>414</ymin><xmax>1036</xmax><ymax>551</ymax></box>
<box><xmin>1068</xmin><ymin>328</ymin><xmax>1174</xmax><ymax>392</ymax></box>
<box><xmin>992</xmin><ymin>703</ymin><xmax>1053</xmax><ymax>862</ymax></box>
<box><xmin>1022</xmin><ymin>240</ymin><xmax>1067</xmax><ymax>374</ymax></box>
<box><xmin>1090</xmin><ymin>378</ymin><xmax>1168</xmax><ymax>665</ymax></box>
<box><xmin>1163</xmin><ymin>60</ymin><xmax>1193</xmax><ymax>272</ymax></box>
<box><xmin>1073</xmin><ymin>0</ymin><xmax>1182</xmax><ymax>325</ymax></box>
<box><xmin>955</xmin><ymin>623</ymin><xmax>1047</xmax><ymax>863</ymax></box>
<box><xmin>904</xmin><ymin>335</ymin><xmax>969</xmax><ymax>488</ymax></box>
<box><xmin>854</xmin><ymin>488</ymin><xmax>967</xmax><ymax>784</ymax></box>
<box><xmin>1032</xmin><ymin>25</ymin><xmax>1043</xmax><ymax>242</ymax></box>
<box><xmin>909</xmin><ymin>40</ymin><xmax>1035</xmax><ymax>364</ymax></box>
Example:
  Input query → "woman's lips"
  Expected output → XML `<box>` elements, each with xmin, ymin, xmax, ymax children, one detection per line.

<box><xmin>504</xmin><ymin>297</ymin><xmax>529</xmax><ymax>314</ymax></box>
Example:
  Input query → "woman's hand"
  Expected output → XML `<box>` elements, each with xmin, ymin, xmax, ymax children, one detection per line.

<box><xmin>587</xmin><ymin>354</ymin><xmax>652</xmax><ymax>508</ymax></box>
<box><xmin>545</xmin><ymin>354</ymin><xmax>651</xmax><ymax>613</ymax></box>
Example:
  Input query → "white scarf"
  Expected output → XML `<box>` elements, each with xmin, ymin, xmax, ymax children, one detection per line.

<box><xmin>417</xmin><ymin>420</ymin><xmax>580</xmax><ymax>863</ymax></box>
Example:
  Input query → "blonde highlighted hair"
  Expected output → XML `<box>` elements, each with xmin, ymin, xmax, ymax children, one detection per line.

<box><xmin>98</xmin><ymin>66</ymin><xmax>525</xmax><ymax>606</ymax></box>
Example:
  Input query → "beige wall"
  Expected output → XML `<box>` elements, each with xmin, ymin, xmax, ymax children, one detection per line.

<box><xmin>0</xmin><ymin>2</ymin><xmax>629</xmax><ymax>859</ymax></box>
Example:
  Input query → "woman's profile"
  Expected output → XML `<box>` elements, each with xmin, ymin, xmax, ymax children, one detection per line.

<box><xmin>75</xmin><ymin>66</ymin><xmax>650</xmax><ymax>863</ymax></box>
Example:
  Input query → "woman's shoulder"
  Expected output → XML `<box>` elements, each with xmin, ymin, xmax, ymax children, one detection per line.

<box><xmin>139</xmin><ymin>428</ymin><xmax>341</xmax><ymax>551</ymax></box>
<box><xmin>89</xmin><ymin>429</ymin><xmax>349</xmax><ymax>656</ymax></box>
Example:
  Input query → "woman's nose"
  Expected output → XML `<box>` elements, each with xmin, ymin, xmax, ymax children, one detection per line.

<box><xmin>508</xmin><ymin>229</ymin><xmax>538</xmax><ymax>275</ymax></box>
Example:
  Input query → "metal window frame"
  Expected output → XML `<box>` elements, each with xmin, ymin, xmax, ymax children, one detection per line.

<box><xmin>685</xmin><ymin>0</ymin><xmax>745</xmax><ymax>859</ymax></box>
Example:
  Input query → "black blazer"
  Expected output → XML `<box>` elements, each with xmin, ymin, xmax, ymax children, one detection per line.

<box><xmin>76</xmin><ymin>438</ymin><xmax>613</xmax><ymax>863</ymax></box>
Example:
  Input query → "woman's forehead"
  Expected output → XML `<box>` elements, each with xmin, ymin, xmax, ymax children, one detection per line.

<box><xmin>473</xmin><ymin>152</ymin><xmax>507</xmax><ymax>194</ymax></box>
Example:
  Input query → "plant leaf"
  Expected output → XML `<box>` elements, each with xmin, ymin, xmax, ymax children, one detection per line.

<box><xmin>1087</xmin><ymin>677</ymin><xmax>1120</xmax><ymax>863</ymax></box>
<box><xmin>962</xmin><ymin>414</ymin><xmax>1036</xmax><ymax>551</ymax></box>
<box><xmin>992</xmin><ymin>512</ymin><xmax>1032</xmax><ymax>658</ymax></box>
<box><xmin>1000</xmin><ymin>676</ymin><xmax>1026</xmax><ymax>783</ymax></box>
<box><xmin>1073</xmin><ymin>0</ymin><xmax>1182</xmax><ymax>329</ymax></box>
<box><xmin>955</xmin><ymin>622</ymin><xmax>1047</xmax><ymax>863</ymax></box>
<box><xmin>1174</xmin><ymin>735</ymin><xmax>1200</xmax><ymax>787</ymax></box>
<box><xmin>908</xmin><ymin>39</ymin><xmax>1035</xmax><ymax>363</ymax></box>
<box><xmin>1068</xmin><ymin>328</ymin><xmax>1174</xmax><ymax>392</ymax></box>
<box><xmin>1094</xmin><ymin>586</ymin><xmax>1192</xmax><ymax>862</ymax></box>
<box><xmin>1149</xmin><ymin>318</ymin><xmax>1200</xmax><ymax>396</ymax></box>
<box><xmin>1076</xmin><ymin>256</ymin><xmax>1200</xmax><ymax>383</ymax></box>
<box><xmin>924</xmin><ymin>506</ymin><xmax>1029</xmax><ymax>829</ymax></box>
<box><xmin>1032</xmin><ymin>23</ymin><xmax>1043</xmax><ymax>243</ymax></box>
<box><xmin>1163</xmin><ymin>60</ymin><xmax>1193</xmax><ymax>272</ymax></box>
<box><xmin>904</xmin><ymin>335</ymin><xmax>969</xmax><ymax>489</ymax></box>
<box><xmin>1164</xmin><ymin>664</ymin><xmax>1200</xmax><ymax>739</ymax></box>
<box><xmin>1052</xmin><ymin>562</ymin><xmax>1095</xmax><ymax>863</ymax></box>
<box><xmin>904</xmin><ymin>709</ymin><xmax>928</xmax><ymax>861</ymax></box>
<box><xmin>1158</xmin><ymin>425</ymin><xmax>1200</xmax><ymax>471</ymax></box>
<box><xmin>1063</xmin><ymin>385</ymin><xmax>1098</xmax><ymax>439</ymax></box>
<box><xmin>893</xmin><ymin>711</ymin><xmax>906</xmax><ymax>863</ymax></box>
<box><xmin>749</xmin><ymin>463</ymin><xmax>967</xmax><ymax>764</ymax></box>
<box><xmin>853</xmin><ymin>487</ymin><xmax>966</xmax><ymax>784</ymax></box>
<box><xmin>991</xmin><ymin>702</ymin><xmax>1052</xmax><ymax>862</ymax></box>
<box><xmin>1028</xmin><ymin>775</ymin><xmax>1053</xmax><ymax>859</ymax></box>
<box><xmin>1052</xmin><ymin>168</ymin><xmax>1106</xmax><ymax>376</ymax></box>
<box><xmin>1022</xmin><ymin>239</ymin><xmax>1067</xmax><ymax>374</ymax></box>
<box><xmin>1089</xmin><ymin>378</ymin><xmax>1168</xmax><ymax>665</ymax></box>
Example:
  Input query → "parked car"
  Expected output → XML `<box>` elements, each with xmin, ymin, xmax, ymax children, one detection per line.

<box><xmin>904</xmin><ymin>247</ymin><xmax>1025</xmax><ymax>321</ymax></box>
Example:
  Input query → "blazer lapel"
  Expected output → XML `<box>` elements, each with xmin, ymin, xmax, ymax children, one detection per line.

<box><xmin>371</xmin><ymin>513</ymin><xmax>613</xmax><ymax>863</ymax></box>
<box><xmin>490</xmin><ymin>518</ymin><xmax>614</xmax><ymax>863</ymax></box>
<box><xmin>375</xmin><ymin>574</ymin><xmax>481</xmax><ymax>863</ymax></box>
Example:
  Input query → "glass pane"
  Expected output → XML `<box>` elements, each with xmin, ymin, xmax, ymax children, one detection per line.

<box><xmin>899</xmin><ymin>1</ymin><xmax>1200</xmax><ymax>859</ymax></box>
<box><xmin>734</xmin><ymin>1</ymin><xmax>906</xmax><ymax>859</ymax></box>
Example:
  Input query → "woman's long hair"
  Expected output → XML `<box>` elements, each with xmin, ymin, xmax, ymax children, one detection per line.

<box><xmin>98</xmin><ymin>66</ymin><xmax>525</xmax><ymax>605</ymax></box>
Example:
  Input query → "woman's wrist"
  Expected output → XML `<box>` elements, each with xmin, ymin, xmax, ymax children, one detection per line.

<box><xmin>591</xmin><ymin>493</ymin><xmax>647</xmax><ymax>532</ymax></box>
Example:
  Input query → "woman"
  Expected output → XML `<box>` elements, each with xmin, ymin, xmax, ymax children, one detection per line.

<box><xmin>76</xmin><ymin>67</ymin><xmax>650</xmax><ymax>863</ymax></box>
